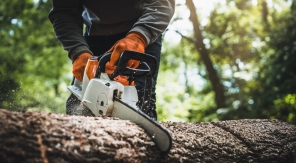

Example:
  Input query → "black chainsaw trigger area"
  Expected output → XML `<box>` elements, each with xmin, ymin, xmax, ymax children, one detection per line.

<box><xmin>96</xmin><ymin>50</ymin><xmax>157</xmax><ymax>80</ymax></box>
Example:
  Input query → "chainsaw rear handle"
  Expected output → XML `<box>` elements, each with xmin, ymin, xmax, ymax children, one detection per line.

<box><xmin>97</xmin><ymin>50</ymin><xmax>157</xmax><ymax>80</ymax></box>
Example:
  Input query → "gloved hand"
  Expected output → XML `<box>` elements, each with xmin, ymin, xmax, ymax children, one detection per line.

<box><xmin>72</xmin><ymin>52</ymin><xmax>92</xmax><ymax>81</ymax></box>
<box><xmin>108</xmin><ymin>32</ymin><xmax>147</xmax><ymax>68</ymax></box>
<box><xmin>105</xmin><ymin>62</ymin><xmax>134</xmax><ymax>86</ymax></box>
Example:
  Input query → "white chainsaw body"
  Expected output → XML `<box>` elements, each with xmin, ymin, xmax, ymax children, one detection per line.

<box><xmin>68</xmin><ymin>72</ymin><xmax>139</xmax><ymax>117</ymax></box>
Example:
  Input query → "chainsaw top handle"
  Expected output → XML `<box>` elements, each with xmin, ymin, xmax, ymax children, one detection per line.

<box><xmin>96</xmin><ymin>50</ymin><xmax>157</xmax><ymax>80</ymax></box>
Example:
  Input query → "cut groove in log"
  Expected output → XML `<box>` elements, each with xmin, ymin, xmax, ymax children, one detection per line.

<box><xmin>0</xmin><ymin>109</ymin><xmax>295</xmax><ymax>163</ymax></box>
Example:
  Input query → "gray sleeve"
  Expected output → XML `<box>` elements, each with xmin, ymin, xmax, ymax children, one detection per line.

<box><xmin>48</xmin><ymin>0</ymin><xmax>92</xmax><ymax>62</ymax></box>
<box><xmin>130</xmin><ymin>0</ymin><xmax>175</xmax><ymax>44</ymax></box>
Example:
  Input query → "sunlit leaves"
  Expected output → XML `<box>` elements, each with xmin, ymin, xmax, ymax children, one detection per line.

<box><xmin>0</xmin><ymin>0</ymin><xmax>70</xmax><ymax>111</ymax></box>
<box><xmin>159</xmin><ymin>0</ymin><xmax>295</xmax><ymax>124</ymax></box>
<box><xmin>1</xmin><ymin>0</ymin><xmax>295</xmax><ymax>124</ymax></box>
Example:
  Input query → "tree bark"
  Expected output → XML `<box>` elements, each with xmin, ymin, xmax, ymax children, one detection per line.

<box><xmin>261</xmin><ymin>0</ymin><xmax>268</xmax><ymax>23</ymax></box>
<box><xmin>0</xmin><ymin>109</ymin><xmax>295</xmax><ymax>163</ymax></box>
<box><xmin>185</xmin><ymin>0</ymin><xmax>226</xmax><ymax>109</ymax></box>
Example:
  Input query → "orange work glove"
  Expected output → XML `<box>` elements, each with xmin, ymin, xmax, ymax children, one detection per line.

<box><xmin>108</xmin><ymin>32</ymin><xmax>147</xmax><ymax>68</ymax></box>
<box><xmin>72</xmin><ymin>52</ymin><xmax>92</xmax><ymax>81</ymax></box>
<box><xmin>105</xmin><ymin>62</ymin><xmax>134</xmax><ymax>86</ymax></box>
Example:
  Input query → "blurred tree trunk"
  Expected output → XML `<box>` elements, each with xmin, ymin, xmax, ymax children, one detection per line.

<box><xmin>261</xmin><ymin>0</ymin><xmax>268</xmax><ymax>23</ymax></box>
<box><xmin>1</xmin><ymin>109</ymin><xmax>296</xmax><ymax>163</ymax></box>
<box><xmin>292</xmin><ymin>0</ymin><xmax>296</xmax><ymax>10</ymax></box>
<box><xmin>185</xmin><ymin>0</ymin><xmax>226</xmax><ymax>109</ymax></box>
<box><xmin>54</xmin><ymin>83</ymin><xmax>59</xmax><ymax>96</ymax></box>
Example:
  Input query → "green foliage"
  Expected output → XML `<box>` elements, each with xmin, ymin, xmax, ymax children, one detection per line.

<box><xmin>1</xmin><ymin>0</ymin><xmax>295</xmax><ymax>125</ymax></box>
<box><xmin>158</xmin><ymin>0</ymin><xmax>296</xmax><ymax>124</ymax></box>
<box><xmin>157</xmin><ymin>40</ymin><xmax>218</xmax><ymax>122</ymax></box>
<box><xmin>252</xmin><ymin>5</ymin><xmax>296</xmax><ymax>124</ymax></box>
<box><xmin>0</xmin><ymin>1</ymin><xmax>27</xmax><ymax>105</ymax></box>
<box><xmin>0</xmin><ymin>0</ymin><xmax>70</xmax><ymax>112</ymax></box>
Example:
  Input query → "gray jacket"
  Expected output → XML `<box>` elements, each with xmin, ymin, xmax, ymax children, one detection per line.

<box><xmin>48</xmin><ymin>0</ymin><xmax>175</xmax><ymax>61</ymax></box>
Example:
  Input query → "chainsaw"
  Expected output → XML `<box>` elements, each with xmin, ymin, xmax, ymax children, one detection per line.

<box><xmin>67</xmin><ymin>50</ymin><xmax>172</xmax><ymax>153</ymax></box>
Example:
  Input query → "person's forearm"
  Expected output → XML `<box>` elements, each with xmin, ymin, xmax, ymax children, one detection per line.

<box><xmin>130</xmin><ymin>0</ymin><xmax>175</xmax><ymax>44</ymax></box>
<box><xmin>48</xmin><ymin>0</ymin><xmax>92</xmax><ymax>61</ymax></box>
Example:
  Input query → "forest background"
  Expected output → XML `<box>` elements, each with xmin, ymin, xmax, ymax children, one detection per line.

<box><xmin>1</xmin><ymin>0</ymin><xmax>295</xmax><ymax>124</ymax></box>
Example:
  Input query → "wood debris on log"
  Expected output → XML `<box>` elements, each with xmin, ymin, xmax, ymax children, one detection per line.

<box><xmin>0</xmin><ymin>109</ymin><xmax>295</xmax><ymax>163</ymax></box>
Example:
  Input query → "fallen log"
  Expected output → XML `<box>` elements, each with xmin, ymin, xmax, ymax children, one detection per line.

<box><xmin>0</xmin><ymin>109</ymin><xmax>295</xmax><ymax>163</ymax></box>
